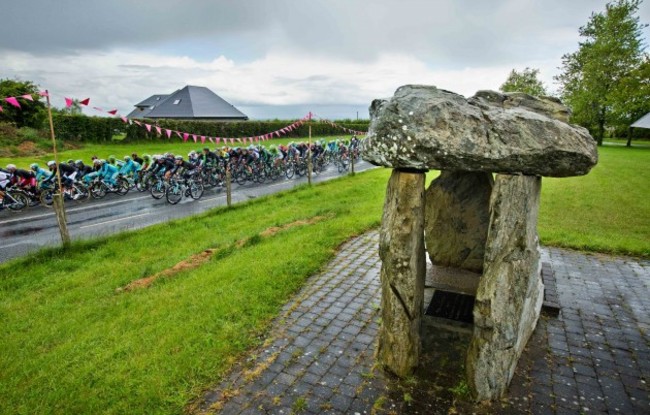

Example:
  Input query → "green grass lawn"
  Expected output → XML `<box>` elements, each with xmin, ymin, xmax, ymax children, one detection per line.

<box><xmin>0</xmin><ymin>143</ymin><xmax>648</xmax><ymax>414</ymax></box>
<box><xmin>0</xmin><ymin>135</ymin><xmax>353</xmax><ymax>169</ymax></box>
<box><xmin>0</xmin><ymin>169</ymin><xmax>389</xmax><ymax>415</ymax></box>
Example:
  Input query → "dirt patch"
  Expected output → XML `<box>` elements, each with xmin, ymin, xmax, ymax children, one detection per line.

<box><xmin>117</xmin><ymin>214</ymin><xmax>334</xmax><ymax>293</ymax></box>
<box><xmin>117</xmin><ymin>249</ymin><xmax>214</xmax><ymax>292</ymax></box>
<box><xmin>260</xmin><ymin>214</ymin><xmax>331</xmax><ymax>237</ymax></box>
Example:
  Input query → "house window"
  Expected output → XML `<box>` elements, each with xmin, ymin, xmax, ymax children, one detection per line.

<box><xmin>173</xmin><ymin>99</ymin><xmax>181</xmax><ymax>105</ymax></box>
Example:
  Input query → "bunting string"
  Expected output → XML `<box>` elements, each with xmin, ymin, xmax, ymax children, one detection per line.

<box><xmin>1</xmin><ymin>90</ymin><xmax>366</xmax><ymax>142</ymax></box>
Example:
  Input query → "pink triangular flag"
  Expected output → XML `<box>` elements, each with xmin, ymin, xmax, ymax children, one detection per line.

<box><xmin>183</xmin><ymin>133</ymin><xmax>189</xmax><ymax>142</ymax></box>
<box><xmin>20</xmin><ymin>94</ymin><xmax>34</xmax><ymax>101</ymax></box>
<box><xmin>0</xmin><ymin>105</ymin><xmax>3</xmax><ymax>112</ymax></box>
<box><xmin>230</xmin><ymin>138</ymin><xmax>234</xmax><ymax>144</ymax></box>
<box><xmin>165</xmin><ymin>129</ymin><xmax>172</xmax><ymax>138</ymax></box>
<box><xmin>155</xmin><ymin>126</ymin><xmax>162</xmax><ymax>135</ymax></box>
<box><xmin>93</xmin><ymin>106</ymin><xmax>103</xmax><ymax>112</ymax></box>
<box><xmin>108</xmin><ymin>109</ymin><xmax>118</xmax><ymax>115</ymax></box>
<box><xmin>175</xmin><ymin>131</ymin><xmax>182</xmax><ymax>138</ymax></box>
<box><xmin>133</xmin><ymin>120</ymin><xmax>142</xmax><ymax>126</ymax></box>
<box><xmin>121</xmin><ymin>116</ymin><xmax>128</xmax><ymax>123</ymax></box>
<box><xmin>145</xmin><ymin>124</ymin><xmax>152</xmax><ymax>133</ymax></box>
<box><xmin>192</xmin><ymin>134</ymin><xmax>197</xmax><ymax>143</ymax></box>
<box><xmin>79</xmin><ymin>98</ymin><xmax>90</xmax><ymax>106</ymax></box>
<box><xmin>201</xmin><ymin>135</ymin><xmax>206</xmax><ymax>143</ymax></box>
<box><xmin>209</xmin><ymin>137</ymin><xmax>214</xmax><ymax>144</ymax></box>
<box><xmin>5</xmin><ymin>97</ymin><xmax>21</xmax><ymax>108</ymax></box>
<box><xmin>38</xmin><ymin>91</ymin><xmax>49</xmax><ymax>97</ymax></box>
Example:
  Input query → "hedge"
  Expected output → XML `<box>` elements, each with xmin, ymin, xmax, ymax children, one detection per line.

<box><xmin>124</xmin><ymin>119</ymin><xmax>370</xmax><ymax>142</ymax></box>
<box><xmin>52</xmin><ymin>115</ymin><xmax>126</xmax><ymax>142</ymax></box>
<box><xmin>49</xmin><ymin>115</ymin><xmax>369</xmax><ymax>143</ymax></box>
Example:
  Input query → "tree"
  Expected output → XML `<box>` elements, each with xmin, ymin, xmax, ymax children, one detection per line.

<box><xmin>0</xmin><ymin>78</ymin><xmax>46</xmax><ymax>129</ymax></box>
<box><xmin>611</xmin><ymin>55</ymin><xmax>650</xmax><ymax>146</ymax></box>
<box><xmin>499</xmin><ymin>67</ymin><xmax>548</xmax><ymax>96</ymax></box>
<box><xmin>60</xmin><ymin>99</ymin><xmax>83</xmax><ymax>115</ymax></box>
<box><xmin>555</xmin><ymin>0</ymin><xmax>648</xmax><ymax>145</ymax></box>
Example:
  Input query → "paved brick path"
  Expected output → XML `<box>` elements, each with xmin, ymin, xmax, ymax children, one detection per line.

<box><xmin>198</xmin><ymin>232</ymin><xmax>650</xmax><ymax>415</ymax></box>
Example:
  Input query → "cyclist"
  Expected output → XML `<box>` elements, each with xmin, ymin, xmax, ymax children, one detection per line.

<box><xmin>119</xmin><ymin>155</ymin><xmax>140</xmax><ymax>180</ymax></box>
<box><xmin>131</xmin><ymin>153</ymin><xmax>144</xmax><ymax>165</ymax></box>
<box><xmin>98</xmin><ymin>159</ymin><xmax>119</xmax><ymax>188</ymax></box>
<box><xmin>6</xmin><ymin>164</ymin><xmax>36</xmax><ymax>191</ymax></box>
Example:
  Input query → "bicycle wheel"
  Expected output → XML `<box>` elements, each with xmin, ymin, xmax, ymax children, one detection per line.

<box><xmin>337</xmin><ymin>159</ymin><xmax>348</xmax><ymax>173</ymax></box>
<box><xmin>285</xmin><ymin>162</ymin><xmax>295</xmax><ymax>179</ymax></box>
<box><xmin>136</xmin><ymin>175</ymin><xmax>150</xmax><ymax>192</ymax></box>
<box><xmin>189</xmin><ymin>180</ymin><xmax>204</xmax><ymax>200</ymax></box>
<box><xmin>115</xmin><ymin>178</ymin><xmax>130</xmax><ymax>196</ymax></box>
<box><xmin>165</xmin><ymin>182</ymin><xmax>183</xmax><ymax>204</ymax></box>
<box><xmin>72</xmin><ymin>183</ymin><xmax>91</xmax><ymax>203</ymax></box>
<box><xmin>150</xmin><ymin>180</ymin><xmax>165</xmax><ymax>199</ymax></box>
<box><xmin>235</xmin><ymin>168</ymin><xmax>248</xmax><ymax>186</ymax></box>
<box><xmin>39</xmin><ymin>189</ymin><xmax>54</xmax><ymax>207</ymax></box>
<box><xmin>5</xmin><ymin>191</ymin><xmax>29</xmax><ymax>211</ymax></box>
<box><xmin>90</xmin><ymin>182</ymin><xmax>107</xmax><ymax>199</ymax></box>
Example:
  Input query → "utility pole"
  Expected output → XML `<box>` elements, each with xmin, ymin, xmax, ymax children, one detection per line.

<box><xmin>45</xmin><ymin>90</ymin><xmax>71</xmax><ymax>246</ymax></box>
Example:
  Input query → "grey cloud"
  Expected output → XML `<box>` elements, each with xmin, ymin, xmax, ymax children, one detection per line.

<box><xmin>2</xmin><ymin>0</ymin><xmax>648</xmax><ymax>68</ymax></box>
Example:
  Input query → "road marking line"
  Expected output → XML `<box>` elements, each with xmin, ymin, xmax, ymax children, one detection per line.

<box><xmin>79</xmin><ymin>212</ymin><xmax>151</xmax><ymax>229</ymax></box>
<box><xmin>198</xmin><ymin>195</ymin><xmax>227</xmax><ymax>203</ymax></box>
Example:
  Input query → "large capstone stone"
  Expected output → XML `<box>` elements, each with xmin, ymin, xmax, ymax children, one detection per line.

<box><xmin>361</xmin><ymin>85</ymin><xmax>598</xmax><ymax>177</ymax></box>
<box><xmin>425</xmin><ymin>171</ymin><xmax>493</xmax><ymax>273</ymax></box>
<box><xmin>377</xmin><ymin>169</ymin><xmax>426</xmax><ymax>377</ymax></box>
<box><xmin>466</xmin><ymin>174</ymin><xmax>544</xmax><ymax>400</ymax></box>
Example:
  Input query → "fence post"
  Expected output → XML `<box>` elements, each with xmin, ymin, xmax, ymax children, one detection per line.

<box><xmin>307</xmin><ymin>124</ymin><xmax>312</xmax><ymax>186</ymax></box>
<box><xmin>45</xmin><ymin>90</ymin><xmax>71</xmax><ymax>246</ymax></box>
<box><xmin>226</xmin><ymin>167</ymin><xmax>232</xmax><ymax>207</ymax></box>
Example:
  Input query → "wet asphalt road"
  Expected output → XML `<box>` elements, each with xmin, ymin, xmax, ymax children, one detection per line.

<box><xmin>0</xmin><ymin>161</ymin><xmax>376</xmax><ymax>264</ymax></box>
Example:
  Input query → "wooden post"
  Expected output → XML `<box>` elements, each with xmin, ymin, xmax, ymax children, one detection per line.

<box><xmin>307</xmin><ymin>124</ymin><xmax>313</xmax><ymax>186</ymax></box>
<box><xmin>45</xmin><ymin>90</ymin><xmax>71</xmax><ymax>246</ymax></box>
<box><xmin>226</xmin><ymin>167</ymin><xmax>232</xmax><ymax>207</ymax></box>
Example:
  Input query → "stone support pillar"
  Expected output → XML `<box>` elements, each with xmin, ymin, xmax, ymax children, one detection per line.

<box><xmin>466</xmin><ymin>174</ymin><xmax>544</xmax><ymax>400</ymax></box>
<box><xmin>377</xmin><ymin>169</ymin><xmax>426</xmax><ymax>377</ymax></box>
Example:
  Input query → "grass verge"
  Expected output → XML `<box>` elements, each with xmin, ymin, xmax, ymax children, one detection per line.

<box><xmin>0</xmin><ymin>168</ymin><xmax>389</xmax><ymax>415</ymax></box>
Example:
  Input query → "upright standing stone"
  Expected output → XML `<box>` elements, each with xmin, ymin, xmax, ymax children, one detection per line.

<box><xmin>466</xmin><ymin>174</ymin><xmax>544</xmax><ymax>400</ymax></box>
<box><xmin>425</xmin><ymin>171</ymin><xmax>493</xmax><ymax>273</ymax></box>
<box><xmin>377</xmin><ymin>169</ymin><xmax>426</xmax><ymax>377</ymax></box>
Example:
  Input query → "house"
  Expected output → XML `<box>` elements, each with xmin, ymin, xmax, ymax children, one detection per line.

<box><xmin>127</xmin><ymin>85</ymin><xmax>248</xmax><ymax>121</ymax></box>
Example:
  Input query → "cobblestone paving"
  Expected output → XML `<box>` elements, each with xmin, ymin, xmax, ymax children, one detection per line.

<box><xmin>198</xmin><ymin>232</ymin><xmax>650</xmax><ymax>414</ymax></box>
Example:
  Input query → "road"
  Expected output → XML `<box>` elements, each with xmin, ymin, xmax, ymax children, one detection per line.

<box><xmin>0</xmin><ymin>161</ymin><xmax>376</xmax><ymax>264</ymax></box>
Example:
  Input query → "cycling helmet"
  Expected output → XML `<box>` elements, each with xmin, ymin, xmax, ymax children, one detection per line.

<box><xmin>143</xmin><ymin>154</ymin><xmax>151</xmax><ymax>162</ymax></box>
<box><xmin>203</xmin><ymin>147</ymin><xmax>210</xmax><ymax>152</ymax></box>
<box><xmin>188</xmin><ymin>151</ymin><xmax>197</xmax><ymax>157</ymax></box>
<box><xmin>175</xmin><ymin>155</ymin><xmax>183</xmax><ymax>160</ymax></box>
<box><xmin>47</xmin><ymin>160</ymin><xmax>56</xmax><ymax>167</ymax></box>
<box><xmin>67</xmin><ymin>159</ymin><xmax>74</xmax><ymax>164</ymax></box>
<box><xmin>123</xmin><ymin>155</ymin><xmax>130</xmax><ymax>161</ymax></box>
<box><xmin>30</xmin><ymin>163</ymin><xmax>39</xmax><ymax>170</ymax></box>
<box><xmin>93</xmin><ymin>159</ymin><xmax>102</xmax><ymax>166</ymax></box>
<box><xmin>75</xmin><ymin>159</ymin><xmax>84</xmax><ymax>165</ymax></box>
<box><xmin>108</xmin><ymin>155</ymin><xmax>116</xmax><ymax>164</ymax></box>
<box><xmin>6</xmin><ymin>163</ymin><xmax>16</xmax><ymax>170</ymax></box>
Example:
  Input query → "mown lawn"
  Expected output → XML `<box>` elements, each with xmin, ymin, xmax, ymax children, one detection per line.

<box><xmin>0</xmin><ymin>169</ymin><xmax>390</xmax><ymax>415</ymax></box>
<box><xmin>0</xmin><ymin>143</ymin><xmax>647</xmax><ymax>414</ymax></box>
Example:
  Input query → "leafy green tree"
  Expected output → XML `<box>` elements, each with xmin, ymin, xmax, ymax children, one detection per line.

<box><xmin>555</xmin><ymin>0</ymin><xmax>648</xmax><ymax>145</ymax></box>
<box><xmin>60</xmin><ymin>98</ymin><xmax>83</xmax><ymax>115</ymax></box>
<box><xmin>499</xmin><ymin>67</ymin><xmax>548</xmax><ymax>96</ymax></box>
<box><xmin>0</xmin><ymin>78</ymin><xmax>46</xmax><ymax>129</ymax></box>
<box><xmin>611</xmin><ymin>55</ymin><xmax>650</xmax><ymax>146</ymax></box>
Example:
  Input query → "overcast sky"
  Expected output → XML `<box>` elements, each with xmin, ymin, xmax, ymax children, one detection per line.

<box><xmin>1</xmin><ymin>0</ymin><xmax>648</xmax><ymax>119</ymax></box>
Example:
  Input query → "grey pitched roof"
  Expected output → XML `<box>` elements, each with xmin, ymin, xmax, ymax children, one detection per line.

<box><xmin>143</xmin><ymin>86</ymin><xmax>248</xmax><ymax>120</ymax></box>
<box><xmin>631</xmin><ymin>112</ymin><xmax>650</xmax><ymax>129</ymax></box>
<box><xmin>135</xmin><ymin>94</ymin><xmax>170</xmax><ymax>107</ymax></box>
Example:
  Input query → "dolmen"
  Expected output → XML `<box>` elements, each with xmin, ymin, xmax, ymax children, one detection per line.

<box><xmin>361</xmin><ymin>85</ymin><xmax>598</xmax><ymax>400</ymax></box>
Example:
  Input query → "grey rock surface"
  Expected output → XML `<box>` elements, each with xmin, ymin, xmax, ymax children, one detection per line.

<box><xmin>466</xmin><ymin>174</ymin><xmax>544</xmax><ymax>400</ymax></box>
<box><xmin>377</xmin><ymin>170</ymin><xmax>426</xmax><ymax>377</ymax></box>
<box><xmin>424</xmin><ymin>171</ymin><xmax>493</xmax><ymax>273</ymax></box>
<box><xmin>361</xmin><ymin>85</ymin><xmax>598</xmax><ymax>177</ymax></box>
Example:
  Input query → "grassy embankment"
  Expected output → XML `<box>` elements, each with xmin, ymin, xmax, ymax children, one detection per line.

<box><xmin>0</xmin><ymin>143</ymin><xmax>647</xmax><ymax>414</ymax></box>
